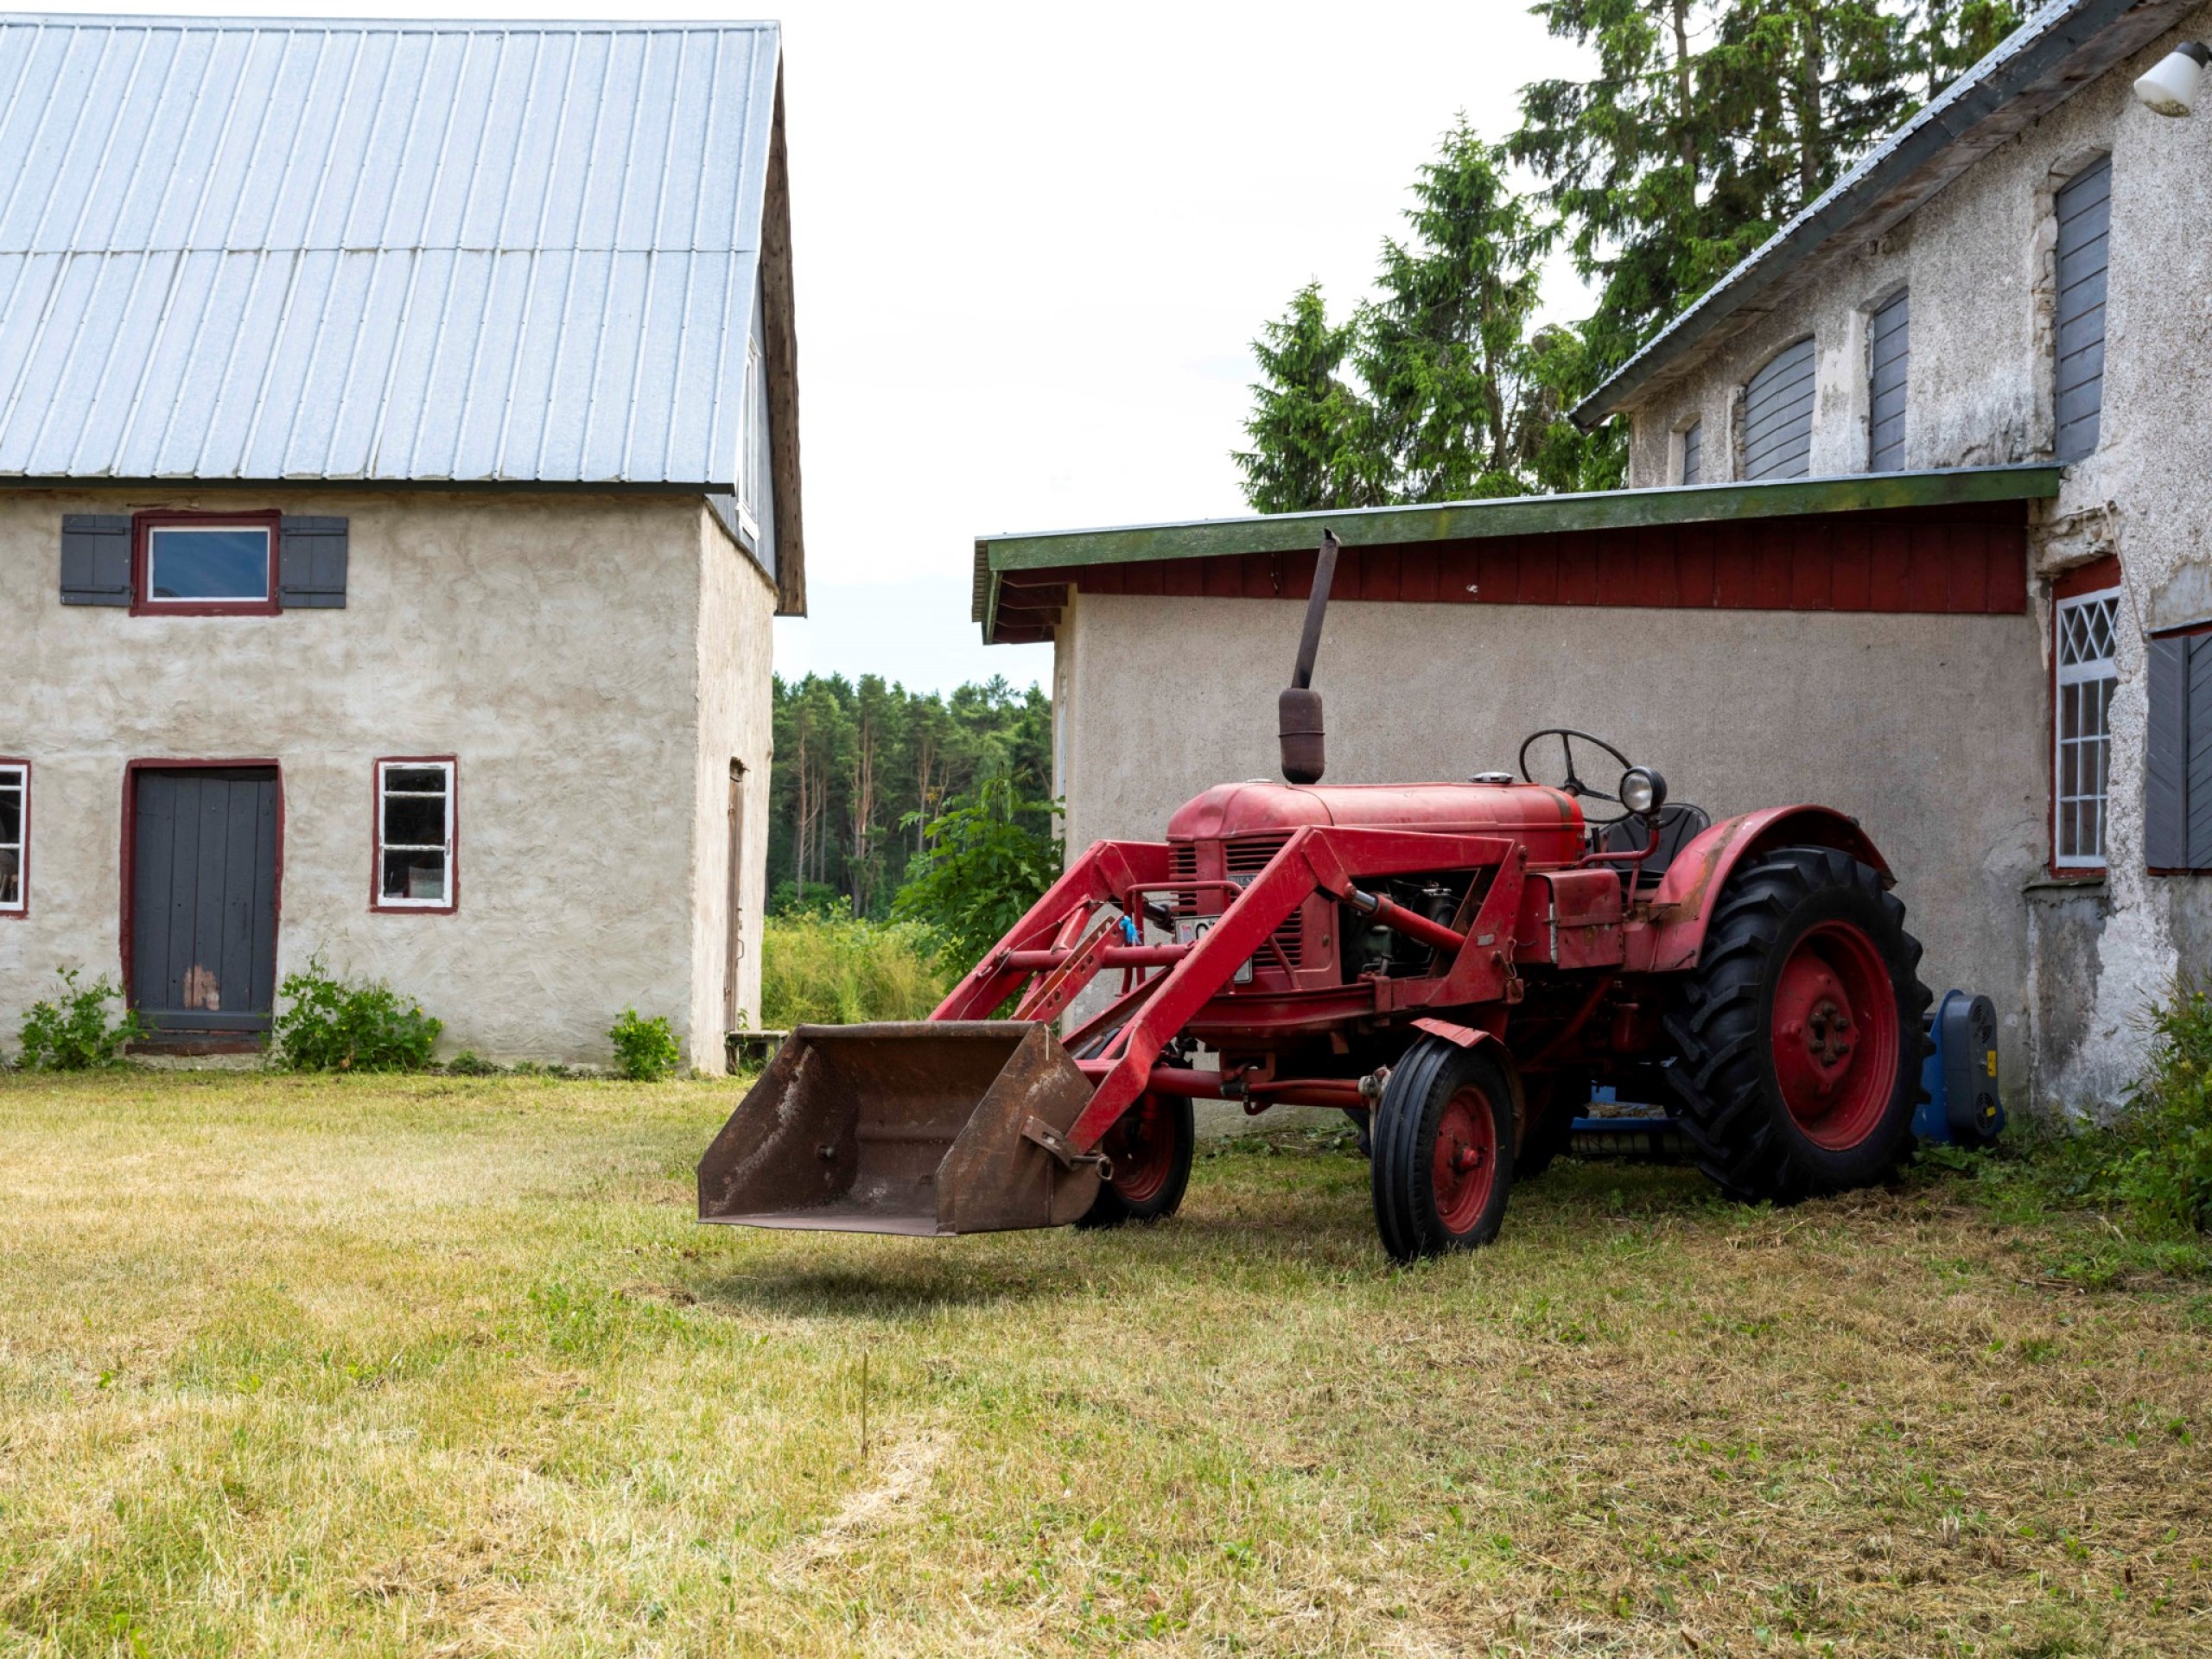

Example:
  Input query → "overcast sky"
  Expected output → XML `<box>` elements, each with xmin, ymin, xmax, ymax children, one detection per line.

<box><xmin>80</xmin><ymin>1</ymin><xmax>1594</xmax><ymax>691</ymax></box>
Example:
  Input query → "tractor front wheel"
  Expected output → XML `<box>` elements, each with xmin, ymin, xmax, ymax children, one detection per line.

<box><xmin>1370</xmin><ymin>1038</ymin><xmax>1516</xmax><ymax>1262</ymax></box>
<box><xmin>1075</xmin><ymin>1092</ymin><xmax>1194</xmax><ymax>1229</ymax></box>
<box><xmin>1666</xmin><ymin>846</ymin><xmax>1930</xmax><ymax>1203</ymax></box>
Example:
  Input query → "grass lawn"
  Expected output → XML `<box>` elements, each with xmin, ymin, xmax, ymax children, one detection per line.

<box><xmin>0</xmin><ymin>1072</ymin><xmax>2206</xmax><ymax>1657</ymax></box>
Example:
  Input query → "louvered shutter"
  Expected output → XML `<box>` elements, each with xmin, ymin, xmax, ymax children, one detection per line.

<box><xmin>1868</xmin><ymin>290</ymin><xmax>1909</xmax><ymax>472</ymax></box>
<box><xmin>59</xmin><ymin>514</ymin><xmax>132</xmax><ymax>605</ymax></box>
<box><xmin>1681</xmin><ymin>419</ymin><xmax>1702</xmax><ymax>486</ymax></box>
<box><xmin>2147</xmin><ymin>630</ymin><xmax>2212</xmax><ymax>870</ymax></box>
<box><xmin>2055</xmin><ymin>157</ymin><xmax>2110</xmax><ymax>464</ymax></box>
<box><xmin>1743</xmin><ymin>337</ymin><xmax>1815</xmax><ymax>480</ymax></box>
<box><xmin>2191</xmin><ymin>636</ymin><xmax>2212</xmax><ymax>868</ymax></box>
<box><xmin>278</xmin><ymin>516</ymin><xmax>347</xmax><ymax>608</ymax></box>
<box><xmin>2146</xmin><ymin>633</ymin><xmax>2187</xmax><ymax>868</ymax></box>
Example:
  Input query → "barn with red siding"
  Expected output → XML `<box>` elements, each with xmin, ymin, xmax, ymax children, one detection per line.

<box><xmin>975</xmin><ymin>464</ymin><xmax>2060</xmax><ymax>1106</ymax></box>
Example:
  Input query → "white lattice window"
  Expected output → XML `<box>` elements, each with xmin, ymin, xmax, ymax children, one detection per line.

<box><xmin>2055</xmin><ymin>588</ymin><xmax>2121</xmax><ymax>868</ymax></box>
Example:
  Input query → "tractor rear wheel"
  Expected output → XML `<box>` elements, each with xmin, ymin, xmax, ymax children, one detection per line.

<box><xmin>1665</xmin><ymin>846</ymin><xmax>1930</xmax><ymax>1204</ymax></box>
<box><xmin>1370</xmin><ymin>1038</ymin><xmax>1516</xmax><ymax>1262</ymax></box>
<box><xmin>1075</xmin><ymin>1092</ymin><xmax>1194</xmax><ymax>1229</ymax></box>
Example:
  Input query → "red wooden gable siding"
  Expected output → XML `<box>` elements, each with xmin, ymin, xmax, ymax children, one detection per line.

<box><xmin>991</xmin><ymin>502</ymin><xmax>2028</xmax><ymax>644</ymax></box>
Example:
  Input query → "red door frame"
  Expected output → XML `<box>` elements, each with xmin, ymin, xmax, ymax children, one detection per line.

<box><xmin>118</xmin><ymin>760</ymin><xmax>286</xmax><ymax>1014</ymax></box>
<box><xmin>2046</xmin><ymin>556</ymin><xmax>2122</xmax><ymax>880</ymax></box>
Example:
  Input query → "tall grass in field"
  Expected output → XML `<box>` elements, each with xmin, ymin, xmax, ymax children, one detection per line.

<box><xmin>760</xmin><ymin>912</ymin><xmax>950</xmax><ymax>1027</ymax></box>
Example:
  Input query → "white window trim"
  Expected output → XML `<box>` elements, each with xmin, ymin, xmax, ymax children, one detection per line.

<box><xmin>2054</xmin><ymin>587</ymin><xmax>2121</xmax><ymax>870</ymax></box>
<box><xmin>376</xmin><ymin>759</ymin><xmax>456</xmax><ymax>910</ymax></box>
<box><xmin>0</xmin><ymin>760</ymin><xmax>25</xmax><ymax>915</ymax></box>
<box><xmin>144</xmin><ymin>523</ymin><xmax>273</xmax><ymax>606</ymax></box>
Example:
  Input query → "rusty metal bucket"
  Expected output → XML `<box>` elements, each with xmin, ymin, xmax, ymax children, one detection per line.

<box><xmin>697</xmin><ymin>1021</ymin><xmax>1103</xmax><ymax>1236</ymax></box>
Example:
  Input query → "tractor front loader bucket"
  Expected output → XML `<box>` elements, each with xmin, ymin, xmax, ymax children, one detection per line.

<box><xmin>697</xmin><ymin>1021</ymin><xmax>1103</xmax><ymax>1236</ymax></box>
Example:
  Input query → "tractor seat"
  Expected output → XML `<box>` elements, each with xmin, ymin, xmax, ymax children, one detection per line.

<box><xmin>1601</xmin><ymin>802</ymin><xmax>1711</xmax><ymax>885</ymax></box>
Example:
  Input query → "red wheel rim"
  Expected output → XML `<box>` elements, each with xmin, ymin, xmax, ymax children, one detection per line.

<box><xmin>1770</xmin><ymin>919</ymin><xmax>1901</xmax><ymax>1150</ymax></box>
<box><xmin>1102</xmin><ymin>1093</ymin><xmax>1175</xmax><ymax>1205</ymax></box>
<box><xmin>1431</xmin><ymin>1084</ymin><xmax>1497</xmax><ymax>1235</ymax></box>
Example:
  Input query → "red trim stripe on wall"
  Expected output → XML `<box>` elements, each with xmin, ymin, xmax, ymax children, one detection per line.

<box><xmin>991</xmin><ymin>503</ymin><xmax>2031</xmax><ymax>643</ymax></box>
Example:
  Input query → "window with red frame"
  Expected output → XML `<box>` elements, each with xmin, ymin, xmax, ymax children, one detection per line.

<box><xmin>375</xmin><ymin>760</ymin><xmax>455</xmax><ymax>911</ymax></box>
<box><xmin>134</xmin><ymin>512</ymin><xmax>281</xmax><ymax>615</ymax></box>
<box><xmin>0</xmin><ymin>761</ymin><xmax>24</xmax><ymax>913</ymax></box>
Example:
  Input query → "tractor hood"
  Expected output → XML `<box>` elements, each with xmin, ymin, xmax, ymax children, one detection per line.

<box><xmin>1166</xmin><ymin>779</ymin><xmax>1586</xmax><ymax>850</ymax></box>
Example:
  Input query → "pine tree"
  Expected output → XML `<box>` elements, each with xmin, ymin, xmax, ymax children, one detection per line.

<box><xmin>1233</xmin><ymin>283</ymin><xmax>1380</xmax><ymax>513</ymax></box>
<box><xmin>1355</xmin><ymin>122</ymin><xmax>1548</xmax><ymax>502</ymax></box>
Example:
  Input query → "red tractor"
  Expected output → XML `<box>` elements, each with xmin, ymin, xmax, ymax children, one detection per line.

<box><xmin>702</xmin><ymin>533</ymin><xmax>1931</xmax><ymax>1261</ymax></box>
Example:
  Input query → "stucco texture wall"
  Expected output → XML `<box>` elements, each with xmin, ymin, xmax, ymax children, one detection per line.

<box><xmin>1058</xmin><ymin>589</ymin><xmax>2047</xmax><ymax>1096</ymax></box>
<box><xmin>0</xmin><ymin>489</ymin><xmax>776</xmax><ymax>1067</ymax></box>
<box><xmin>1618</xmin><ymin>9</ymin><xmax>2212</xmax><ymax>1109</ymax></box>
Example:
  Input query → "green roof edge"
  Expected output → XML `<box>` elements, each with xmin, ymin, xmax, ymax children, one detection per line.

<box><xmin>975</xmin><ymin>463</ymin><xmax>2063</xmax><ymax>641</ymax></box>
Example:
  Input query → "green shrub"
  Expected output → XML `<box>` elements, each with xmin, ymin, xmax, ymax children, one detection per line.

<box><xmin>271</xmin><ymin>960</ymin><xmax>442</xmax><ymax>1072</ymax></box>
<box><xmin>15</xmin><ymin>968</ymin><xmax>143</xmax><ymax>1070</ymax></box>
<box><xmin>609</xmin><ymin>1008</ymin><xmax>682</xmax><ymax>1081</ymax></box>
<box><xmin>762</xmin><ymin>912</ymin><xmax>950</xmax><ymax>1027</ymax></box>
<box><xmin>446</xmin><ymin>1051</ymin><xmax>502</xmax><ymax>1077</ymax></box>
<box><xmin>891</xmin><ymin>779</ymin><xmax>1062</xmax><ymax>974</ymax></box>
<box><xmin>2113</xmin><ymin>981</ymin><xmax>2212</xmax><ymax>1236</ymax></box>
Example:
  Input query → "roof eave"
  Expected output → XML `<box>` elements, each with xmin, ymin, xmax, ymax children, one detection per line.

<box><xmin>1571</xmin><ymin>0</ymin><xmax>2193</xmax><ymax>429</ymax></box>
<box><xmin>976</xmin><ymin>463</ymin><xmax>2064</xmax><ymax>644</ymax></box>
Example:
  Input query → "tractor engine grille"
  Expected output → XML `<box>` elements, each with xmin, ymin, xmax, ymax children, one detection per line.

<box><xmin>1168</xmin><ymin>843</ymin><xmax>1198</xmax><ymax>915</ymax></box>
<box><xmin>1165</xmin><ymin>837</ymin><xmax>1304</xmax><ymax>969</ymax></box>
<box><xmin>1224</xmin><ymin>833</ymin><xmax>1290</xmax><ymax>874</ymax></box>
<box><xmin>1227</xmin><ymin>835</ymin><xmax>1301</xmax><ymax>969</ymax></box>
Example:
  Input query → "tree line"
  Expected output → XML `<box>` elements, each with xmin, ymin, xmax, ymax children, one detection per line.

<box><xmin>768</xmin><ymin>674</ymin><xmax>1052</xmax><ymax>919</ymax></box>
<box><xmin>1236</xmin><ymin>0</ymin><xmax>2022</xmax><ymax>511</ymax></box>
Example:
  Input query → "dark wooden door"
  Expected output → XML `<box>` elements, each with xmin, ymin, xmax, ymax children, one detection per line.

<box><xmin>130</xmin><ymin>768</ymin><xmax>280</xmax><ymax>1039</ymax></box>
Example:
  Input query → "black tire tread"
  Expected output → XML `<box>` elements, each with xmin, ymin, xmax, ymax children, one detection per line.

<box><xmin>1663</xmin><ymin>846</ymin><xmax>1931</xmax><ymax>1204</ymax></box>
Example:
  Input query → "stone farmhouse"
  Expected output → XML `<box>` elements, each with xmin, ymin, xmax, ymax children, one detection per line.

<box><xmin>972</xmin><ymin>0</ymin><xmax>2212</xmax><ymax>1112</ymax></box>
<box><xmin>0</xmin><ymin>16</ymin><xmax>804</xmax><ymax>1066</ymax></box>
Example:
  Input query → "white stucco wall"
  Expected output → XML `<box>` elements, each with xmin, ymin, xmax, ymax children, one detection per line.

<box><xmin>0</xmin><ymin>488</ymin><xmax>776</xmax><ymax>1067</ymax></box>
<box><xmin>689</xmin><ymin>507</ymin><xmax>778</xmax><ymax>1054</ymax></box>
<box><xmin>1617</xmin><ymin>10</ymin><xmax>2212</xmax><ymax>1109</ymax></box>
<box><xmin>1057</xmin><ymin>589</ymin><xmax>2047</xmax><ymax>1096</ymax></box>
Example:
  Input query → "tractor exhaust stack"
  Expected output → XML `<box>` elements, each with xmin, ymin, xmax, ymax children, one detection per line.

<box><xmin>1279</xmin><ymin>531</ymin><xmax>1339</xmax><ymax>785</ymax></box>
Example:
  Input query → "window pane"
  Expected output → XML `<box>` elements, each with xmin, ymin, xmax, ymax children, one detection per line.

<box><xmin>385</xmin><ymin>766</ymin><xmax>448</xmax><ymax>794</ymax></box>
<box><xmin>148</xmin><ymin>527</ymin><xmax>270</xmax><ymax>600</ymax></box>
<box><xmin>0</xmin><ymin>784</ymin><xmax>18</xmax><ymax>845</ymax></box>
<box><xmin>382</xmin><ymin>849</ymin><xmax>447</xmax><ymax>902</ymax></box>
<box><xmin>383</xmin><ymin>793</ymin><xmax>448</xmax><ymax>847</ymax></box>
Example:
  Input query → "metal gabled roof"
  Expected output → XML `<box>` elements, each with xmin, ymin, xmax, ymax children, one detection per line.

<box><xmin>0</xmin><ymin>13</ymin><xmax>787</xmax><ymax>489</ymax></box>
<box><xmin>1573</xmin><ymin>0</ymin><xmax>2194</xmax><ymax>428</ymax></box>
<box><xmin>973</xmin><ymin>463</ymin><xmax>2063</xmax><ymax>643</ymax></box>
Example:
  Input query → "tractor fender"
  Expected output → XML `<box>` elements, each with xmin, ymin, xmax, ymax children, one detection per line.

<box><xmin>1637</xmin><ymin>805</ymin><xmax>1892</xmax><ymax>974</ymax></box>
<box><xmin>1408</xmin><ymin>1017</ymin><xmax>1534</xmax><ymax>1156</ymax></box>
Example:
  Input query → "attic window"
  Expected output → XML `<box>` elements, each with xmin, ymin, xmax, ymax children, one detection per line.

<box><xmin>134</xmin><ymin>512</ymin><xmax>281</xmax><ymax>615</ymax></box>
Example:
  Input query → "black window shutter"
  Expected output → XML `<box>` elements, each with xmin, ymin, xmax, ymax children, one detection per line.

<box><xmin>1743</xmin><ymin>336</ymin><xmax>1816</xmax><ymax>480</ymax></box>
<box><xmin>2145</xmin><ymin>633</ymin><xmax>2186</xmax><ymax>868</ymax></box>
<box><xmin>2190</xmin><ymin>636</ymin><xmax>2212</xmax><ymax>869</ymax></box>
<box><xmin>2055</xmin><ymin>157</ymin><xmax>2110</xmax><ymax>464</ymax></box>
<box><xmin>60</xmin><ymin>514</ymin><xmax>131</xmax><ymax>606</ymax></box>
<box><xmin>279</xmin><ymin>516</ymin><xmax>347</xmax><ymax>608</ymax></box>
<box><xmin>1868</xmin><ymin>289</ymin><xmax>1910</xmax><ymax>473</ymax></box>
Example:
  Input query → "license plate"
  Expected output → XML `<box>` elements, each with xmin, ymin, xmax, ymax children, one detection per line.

<box><xmin>1175</xmin><ymin>917</ymin><xmax>1254</xmax><ymax>984</ymax></box>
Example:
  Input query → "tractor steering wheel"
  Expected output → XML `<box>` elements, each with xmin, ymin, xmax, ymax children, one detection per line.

<box><xmin>1516</xmin><ymin>728</ymin><xmax>1637</xmax><ymax>817</ymax></box>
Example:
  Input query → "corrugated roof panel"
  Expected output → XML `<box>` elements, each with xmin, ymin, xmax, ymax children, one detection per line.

<box><xmin>0</xmin><ymin>13</ymin><xmax>782</xmax><ymax>484</ymax></box>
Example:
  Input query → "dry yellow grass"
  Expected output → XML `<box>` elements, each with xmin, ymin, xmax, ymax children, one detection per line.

<box><xmin>0</xmin><ymin>1068</ymin><xmax>2206</xmax><ymax>1657</ymax></box>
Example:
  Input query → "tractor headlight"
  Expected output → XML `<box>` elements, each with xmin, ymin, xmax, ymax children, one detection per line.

<box><xmin>1619</xmin><ymin>766</ymin><xmax>1667</xmax><ymax>817</ymax></box>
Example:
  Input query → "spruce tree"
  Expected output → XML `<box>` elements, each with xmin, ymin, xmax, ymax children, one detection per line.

<box><xmin>1355</xmin><ymin>122</ymin><xmax>1548</xmax><ymax>502</ymax></box>
<box><xmin>1232</xmin><ymin>283</ymin><xmax>1380</xmax><ymax>513</ymax></box>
